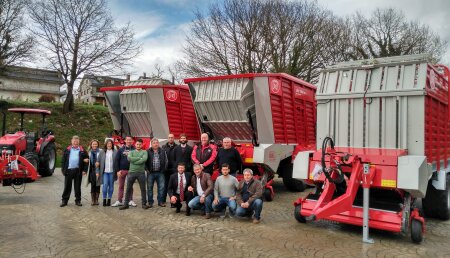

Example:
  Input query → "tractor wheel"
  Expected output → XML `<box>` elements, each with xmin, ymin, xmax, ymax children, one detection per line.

<box><xmin>283</xmin><ymin>177</ymin><xmax>306</xmax><ymax>192</ymax></box>
<box><xmin>24</xmin><ymin>152</ymin><xmax>39</xmax><ymax>182</ymax></box>
<box><xmin>294</xmin><ymin>204</ymin><xmax>306</xmax><ymax>223</ymax></box>
<box><xmin>264</xmin><ymin>188</ymin><xmax>274</xmax><ymax>202</ymax></box>
<box><xmin>38</xmin><ymin>142</ymin><xmax>56</xmax><ymax>177</ymax></box>
<box><xmin>422</xmin><ymin>177</ymin><xmax>449</xmax><ymax>220</ymax></box>
<box><xmin>410</xmin><ymin>219</ymin><xmax>423</xmax><ymax>243</ymax></box>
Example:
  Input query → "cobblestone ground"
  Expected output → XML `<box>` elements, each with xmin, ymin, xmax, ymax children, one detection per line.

<box><xmin>1</xmin><ymin>170</ymin><xmax>450</xmax><ymax>258</ymax></box>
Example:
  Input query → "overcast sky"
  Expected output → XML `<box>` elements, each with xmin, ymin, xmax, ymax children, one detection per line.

<box><xmin>108</xmin><ymin>0</ymin><xmax>449</xmax><ymax>80</ymax></box>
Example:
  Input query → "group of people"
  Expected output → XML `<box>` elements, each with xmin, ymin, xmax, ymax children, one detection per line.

<box><xmin>60</xmin><ymin>133</ymin><xmax>264</xmax><ymax>223</ymax></box>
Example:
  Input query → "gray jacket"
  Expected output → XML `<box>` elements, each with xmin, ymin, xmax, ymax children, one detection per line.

<box><xmin>87</xmin><ymin>149</ymin><xmax>117</xmax><ymax>186</ymax></box>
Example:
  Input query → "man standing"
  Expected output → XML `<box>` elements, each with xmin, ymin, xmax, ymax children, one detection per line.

<box><xmin>187</xmin><ymin>164</ymin><xmax>213</xmax><ymax>218</ymax></box>
<box><xmin>60</xmin><ymin>135</ymin><xmax>88</xmax><ymax>207</ymax></box>
<box><xmin>146</xmin><ymin>138</ymin><xmax>168</xmax><ymax>207</ymax></box>
<box><xmin>217</xmin><ymin>137</ymin><xmax>242</xmax><ymax>176</ymax></box>
<box><xmin>174</xmin><ymin>134</ymin><xmax>193</xmax><ymax>172</ymax></box>
<box><xmin>191</xmin><ymin>133</ymin><xmax>217</xmax><ymax>175</ymax></box>
<box><xmin>235</xmin><ymin>168</ymin><xmax>263</xmax><ymax>224</ymax></box>
<box><xmin>112</xmin><ymin>136</ymin><xmax>136</xmax><ymax>207</ymax></box>
<box><xmin>212</xmin><ymin>163</ymin><xmax>239</xmax><ymax>217</ymax></box>
<box><xmin>119</xmin><ymin>139</ymin><xmax>149</xmax><ymax>210</ymax></box>
<box><xmin>162</xmin><ymin>133</ymin><xmax>177</xmax><ymax>205</ymax></box>
<box><xmin>168</xmin><ymin>162</ymin><xmax>193</xmax><ymax>215</ymax></box>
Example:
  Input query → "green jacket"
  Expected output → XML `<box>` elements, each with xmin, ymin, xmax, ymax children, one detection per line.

<box><xmin>127</xmin><ymin>149</ymin><xmax>148</xmax><ymax>173</ymax></box>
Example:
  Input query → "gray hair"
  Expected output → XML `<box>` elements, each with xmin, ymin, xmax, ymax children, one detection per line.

<box><xmin>193</xmin><ymin>164</ymin><xmax>202</xmax><ymax>170</ymax></box>
<box><xmin>72</xmin><ymin>135</ymin><xmax>79</xmax><ymax>140</ymax></box>
<box><xmin>243</xmin><ymin>168</ymin><xmax>253</xmax><ymax>175</ymax></box>
<box><xmin>151</xmin><ymin>138</ymin><xmax>159</xmax><ymax>143</ymax></box>
<box><xmin>222</xmin><ymin>137</ymin><xmax>232</xmax><ymax>142</ymax></box>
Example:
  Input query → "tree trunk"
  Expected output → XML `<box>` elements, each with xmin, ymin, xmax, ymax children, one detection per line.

<box><xmin>63</xmin><ymin>82</ymin><xmax>75</xmax><ymax>113</ymax></box>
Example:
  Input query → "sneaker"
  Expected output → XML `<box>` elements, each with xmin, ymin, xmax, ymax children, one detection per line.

<box><xmin>219</xmin><ymin>211</ymin><xmax>226</xmax><ymax>218</ymax></box>
<box><xmin>119</xmin><ymin>205</ymin><xmax>129</xmax><ymax>210</ymax></box>
<box><xmin>129</xmin><ymin>200</ymin><xmax>137</xmax><ymax>207</ymax></box>
<box><xmin>111</xmin><ymin>201</ymin><xmax>123</xmax><ymax>207</ymax></box>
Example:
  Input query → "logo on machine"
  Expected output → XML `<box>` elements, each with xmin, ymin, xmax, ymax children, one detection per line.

<box><xmin>270</xmin><ymin>79</ymin><xmax>281</xmax><ymax>94</ymax></box>
<box><xmin>165</xmin><ymin>90</ymin><xmax>178</xmax><ymax>102</ymax></box>
<box><xmin>294</xmin><ymin>86</ymin><xmax>307</xmax><ymax>97</ymax></box>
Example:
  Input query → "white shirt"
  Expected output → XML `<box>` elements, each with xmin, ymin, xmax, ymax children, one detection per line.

<box><xmin>105</xmin><ymin>150</ymin><xmax>114</xmax><ymax>173</ymax></box>
<box><xmin>176</xmin><ymin>173</ymin><xmax>187</xmax><ymax>194</ymax></box>
<box><xmin>196</xmin><ymin>177</ymin><xmax>204</xmax><ymax>196</ymax></box>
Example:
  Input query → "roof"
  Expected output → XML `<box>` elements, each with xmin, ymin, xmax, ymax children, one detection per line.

<box><xmin>0</xmin><ymin>65</ymin><xmax>63</xmax><ymax>84</ymax></box>
<box><xmin>125</xmin><ymin>78</ymin><xmax>171</xmax><ymax>86</ymax></box>
<box><xmin>184</xmin><ymin>73</ymin><xmax>316</xmax><ymax>90</ymax></box>
<box><xmin>99</xmin><ymin>85</ymin><xmax>189</xmax><ymax>92</ymax></box>
<box><xmin>8</xmin><ymin>108</ymin><xmax>51</xmax><ymax>115</ymax></box>
<box><xmin>81</xmin><ymin>74</ymin><xmax>125</xmax><ymax>87</ymax></box>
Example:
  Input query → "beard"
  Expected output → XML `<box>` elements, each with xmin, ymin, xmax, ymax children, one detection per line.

<box><xmin>180</xmin><ymin>140</ymin><xmax>187</xmax><ymax>144</ymax></box>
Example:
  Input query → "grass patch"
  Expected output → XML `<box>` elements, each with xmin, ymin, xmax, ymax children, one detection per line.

<box><xmin>0</xmin><ymin>100</ymin><xmax>113</xmax><ymax>167</ymax></box>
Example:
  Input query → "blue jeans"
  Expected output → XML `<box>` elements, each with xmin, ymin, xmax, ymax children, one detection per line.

<box><xmin>147</xmin><ymin>172</ymin><xmax>165</xmax><ymax>204</ymax></box>
<box><xmin>235</xmin><ymin>199</ymin><xmax>263</xmax><ymax>220</ymax></box>
<box><xmin>212</xmin><ymin>196</ymin><xmax>237</xmax><ymax>214</ymax></box>
<box><xmin>188</xmin><ymin>194</ymin><xmax>213</xmax><ymax>214</ymax></box>
<box><xmin>102</xmin><ymin>172</ymin><xmax>114</xmax><ymax>199</ymax></box>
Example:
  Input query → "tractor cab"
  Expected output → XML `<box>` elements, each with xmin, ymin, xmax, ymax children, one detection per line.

<box><xmin>0</xmin><ymin>108</ymin><xmax>56</xmax><ymax>182</ymax></box>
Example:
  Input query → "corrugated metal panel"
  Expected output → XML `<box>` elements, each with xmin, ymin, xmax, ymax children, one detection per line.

<box><xmin>316</xmin><ymin>54</ymin><xmax>450</xmax><ymax>165</ymax></box>
<box><xmin>191</xmin><ymin>78</ymin><xmax>255</xmax><ymax>142</ymax></box>
<box><xmin>119</xmin><ymin>88</ymin><xmax>153</xmax><ymax>137</ymax></box>
<box><xmin>104</xmin><ymin>90</ymin><xmax>129</xmax><ymax>133</ymax></box>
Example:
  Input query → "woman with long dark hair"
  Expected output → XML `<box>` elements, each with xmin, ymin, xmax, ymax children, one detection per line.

<box><xmin>99</xmin><ymin>139</ymin><xmax>117</xmax><ymax>206</ymax></box>
<box><xmin>87</xmin><ymin>139</ymin><xmax>102</xmax><ymax>205</ymax></box>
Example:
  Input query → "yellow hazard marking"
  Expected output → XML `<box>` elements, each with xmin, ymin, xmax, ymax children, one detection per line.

<box><xmin>381</xmin><ymin>179</ymin><xmax>396</xmax><ymax>187</ymax></box>
<box><xmin>244</xmin><ymin>158</ymin><xmax>253</xmax><ymax>163</ymax></box>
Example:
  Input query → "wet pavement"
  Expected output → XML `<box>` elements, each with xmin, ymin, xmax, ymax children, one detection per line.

<box><xmin>1</xmin><ymin>169</ymin><xmax>450</xmax><ymax>257</ymax></box>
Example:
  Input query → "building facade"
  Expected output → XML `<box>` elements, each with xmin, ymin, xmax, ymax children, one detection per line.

<box><xmin>0</xmin><ymin>66</ymin><xmax>64</xmax><ymax>102</ymax></box>
<box><xmin>78</xmin><ymin>74</ymin><xmax>125</xmax><ymax>105</ymax></box>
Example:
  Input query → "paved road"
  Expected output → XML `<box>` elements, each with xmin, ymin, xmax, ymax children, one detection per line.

<box><xmin>1</xmin><ymin>170</ymin><xmax>450</xmax><ymax>257</ymax></box>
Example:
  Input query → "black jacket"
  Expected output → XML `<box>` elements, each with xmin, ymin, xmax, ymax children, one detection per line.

<box><xmin>146</xmin><ymin>147</ymin><xmax>168</xmax><ymax>174</ymax></box>
<box><xmin>61</xmin><ymin>145</ymin><xmax>88</xmax><ymax>175</ymax></box>
<box><xmin>217</xmin><ymin>147</ymin><xmax>242</xmax><ymax>174</ymax></box>
<box><xmin>167</xmin><ymin>172</ymin><xmax>192</xmax><ymax>197</ymax></box>
<box><xmin>173</xmin><ymin>144</ymin><xmax>193</xmax><ymax>172</ymax></box>
<box><xmin>162</xmin><ymin>142</ymin><xmax>178</xmax><ymax>172</ymax></box>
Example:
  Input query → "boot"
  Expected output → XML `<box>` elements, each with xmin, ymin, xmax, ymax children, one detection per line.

<box><xmin>103</xmin><ymin>199</ymin><xmax>107</xmax><ymax>206</ymax></box>
<box><xmin>91</xmin><ymin>193</ymin><xmax>95</xmax><ymax>206</ymax></box>
<box><xmin>107</xmin><ymin>199</ymin><xmax>111</xmax><ymax>206</ymax></box>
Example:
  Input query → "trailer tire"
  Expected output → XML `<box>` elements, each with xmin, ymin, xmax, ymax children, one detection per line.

<box><xmin>294</xmin><ymin>204</ymin><xmax>306</xmax><ymax>223</ymax></box>
<box><xmin>410</xmin><ymin>219</ymin><xmax>423</xmax><ymax>243</ymax></box>
<box><xmin>422</xmin><ymin>178</ymin><xmax>449</xmax><ymax>220</ymax></box>
<box><xmin>38</xmin><ymin>142</ymin><xmax>56</xmax><ymax>177</ymax></box>
<box><xmin>264</xmin><ymin>188</ymin><xmax>274</xmax><ymax>202</ymax></box>
<box><xmin>283</xmin><ymin>177</ymin><xmax>306</xmax><ymax>192</ymax></box>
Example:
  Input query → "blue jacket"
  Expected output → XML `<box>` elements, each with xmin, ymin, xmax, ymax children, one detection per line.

<box><xmin>114</xmin><ymin>145</ymin><xmax>135</xmax><ymax>172</ymax></box>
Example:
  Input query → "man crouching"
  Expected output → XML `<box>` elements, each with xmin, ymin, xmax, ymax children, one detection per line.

<box><xmin>235</xmin><ymin>168</ymin><xmax>263</xmax><ymax>224</ymax></box>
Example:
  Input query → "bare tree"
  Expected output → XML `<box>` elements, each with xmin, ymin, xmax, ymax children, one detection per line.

<box><xmin>180</xmin><ymin>0</ymin><xmax>349</xmax><ymax>83</ymax></box>
<box><xmin>347</xmin><ymin>8</ymin><xmax>447</xmax><ymax>62</ymax></box>
<box><xmin>29</xmin><ymin>0</ymin><xmax>141</xmax><ymax>113</ymax></box>
<box><xmin>0</xmin><ymin>0</ymin><xmax>34</xmax><ymax>72</ymax></box>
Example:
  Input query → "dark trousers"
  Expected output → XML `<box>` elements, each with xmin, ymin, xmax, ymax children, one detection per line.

<box><xmin>162</xmin><ymin>172</ymin><xmax>173</xmax><ymax>202</ymax></box>
<box><xmin>124</xmin><ymin>172</ymin><xmax>147</xmax><ymax>206</ymax></box>
<box><xmin>172</xmin><ymin>191</ymin><xmax>194</xmax><ymax>209</ymax></box>
<box><xmin>61</xmin><ymin>168</ymin><xmax>82</xmax><ymax>203</ymax></box>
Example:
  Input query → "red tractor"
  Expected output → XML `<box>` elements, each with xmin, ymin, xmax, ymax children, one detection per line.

<box><xmin>0</xmin><ymin>108</ymin><xmax>56</xmax><ymax>188</ymax></box>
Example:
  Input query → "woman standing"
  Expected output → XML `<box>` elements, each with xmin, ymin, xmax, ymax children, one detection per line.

<box><xmin>87</xmin><ymin>139</ymin><xmax>103</xmax><ymax>205</ymax></box>
<box><xmin>99</xmin><ymin>139</ymin><xmax>117</xmax><ymax>206</ymax></box>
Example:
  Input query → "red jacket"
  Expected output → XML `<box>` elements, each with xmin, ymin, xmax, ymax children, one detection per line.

<box><xmin>191</xmin><ymin>143</ymin><xmax>217</xmax><ymax>173</ymax></box>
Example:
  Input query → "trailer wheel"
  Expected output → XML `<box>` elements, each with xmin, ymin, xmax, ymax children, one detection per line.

<box><xmin>38</xmin><ymin>142</ymin><xmax>56</xmax><ymax>177</ymax></box>
<box><xmin>410</xmin><ymin>219</ymin><xmax>423</xmax><ymax>243</ymax></box>
<box><xmin>422</xmin><ymin>178</ymin><xmax>449</xmax><ymax>220</ymax></box>
<box><xmin>264</xmin><ymin>188</ymin><xmax>274</xmax><ymax>202</ymax></box>
<box><xmin>283</xmin><ymin>177</ymin><xmax>306</xmax><ymax>192</ymax></box>
<box><xmin>294</xmin><ymin>204</ymin><xmax>306</xmax><ymax>223</ymax></box>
